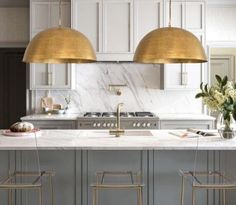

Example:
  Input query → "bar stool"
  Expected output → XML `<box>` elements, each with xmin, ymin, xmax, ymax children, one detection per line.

<box><xmin>91</xmin><ymin>171</ymin><xmax>144</xmax><ymax>205</ymax></box>
<box><xmin>0</xmin><ymin>170</ymin><xmax>55</xmax><ymax>205</ymax></box>
<box><xmin>180</xmin><ymin>170</ymin><xmax>236</xmax><ymax>205</ymax></box>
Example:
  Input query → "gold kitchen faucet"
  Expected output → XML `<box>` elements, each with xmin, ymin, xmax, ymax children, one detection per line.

<box><xmin>109</xmin><ymin>103</ymin><xmax>125</xmax><ymax>137</ymax></box>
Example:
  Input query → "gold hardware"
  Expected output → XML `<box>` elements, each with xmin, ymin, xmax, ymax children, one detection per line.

<box><xmin>109</xmin><ymin>103</ymin><xmax>125</xmax><ymax>137</ymax></box>
<box><xmin>181</xmin><ymin>71</ymin><xmax>188</xmax><ymax>86</ymax></box>
<box><xmin>180</xmin><ymin>170</ymin><xmax>236</xmax><ymax>205</ymax></box>
<box><xmin>133</xmin><ymin>0</ymin><xmax>207</xmax><ymax>64</ymax></box>
<box><xmin>23</xmin><ymin>0</ymin><xmax>96</xmax><ymax>64</ymax></box>
<box><xmin>0</xmin><ymin>171</ymin><xmax>55</xmax><ymax>205</ymax></box>
<box><xmin>108</xmin><ymin>84</ymin><xmax>127</xmax><ymax>96</ymax></box>
<box><xmin>91</xmin><ymin>171</ymin><xmax>144</xmax><ymax>205</ymax></box>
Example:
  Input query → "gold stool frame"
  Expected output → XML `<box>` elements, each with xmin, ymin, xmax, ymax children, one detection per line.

<box><xmin>0</xmin><ymin>171</ymin><xmax>55</xmax><ymax>205</ymax></box>
<box><xmin>180</xmin><ymin>170</ymin><xmax>236</xmax><ymax>205</ymax></box>
<box><xmin>91</xmin><ymin>171</ymin><xmax>144</xmax><ymax>205</ymax></box>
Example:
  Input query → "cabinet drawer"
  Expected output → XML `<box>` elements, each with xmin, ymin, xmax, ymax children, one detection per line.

<box><xmin>160</xmin><ymin>120</ymin><xmax>214</xmax><ymax>130</ymax></box>
<box><xmin>21</xmin><ymin>120</ymin><xmax>77</xmax><ymax>129</ymax></box>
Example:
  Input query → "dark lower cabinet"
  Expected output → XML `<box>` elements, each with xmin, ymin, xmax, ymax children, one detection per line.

<box><xmin>0</xmin><ymin>48</ymin><xmax>27</xmax><ymax>129</ymax></box>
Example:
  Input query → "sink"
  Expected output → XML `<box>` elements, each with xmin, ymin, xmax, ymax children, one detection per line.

<box><xmin>79</xmin><ymin>130</ymin><xmax>153</xmax><ymax>138</ymax></box>
<box><xmin>123</xmin><ymin>131</ymin><xmax>153</xmax><ymax>136</ymax></box>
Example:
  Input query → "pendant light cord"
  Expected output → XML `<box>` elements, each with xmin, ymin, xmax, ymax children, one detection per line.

<box><xmin>59</xmin><ymin>0</ymin><xmax>62</xmax><ymax>27</ymax></box>
<box><xmin>168</xmin><ymin>0</ymin><xmax>172</xmax><ymax>27</ymax></box>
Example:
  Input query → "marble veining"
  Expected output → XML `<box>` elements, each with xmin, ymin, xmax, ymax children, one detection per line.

<box><xmin>0</xmin><ymin>130</ymin><xmax>236</xmax><ymax>150</ymax></box>
<box><xmin>33</xmin><ymin>63</ymin><xmax>202</xmax><ymax>114</ymax></box>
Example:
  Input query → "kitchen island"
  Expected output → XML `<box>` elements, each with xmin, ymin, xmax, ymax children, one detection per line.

<box><xmin>0</xmin><ymin>129</ymin><xmax>234</xmax><ymax>150</ymax></box>
<box><xmin>0</xmin><ymin>130</ymin><xmax>235</xmax><ymax>205</ymax></box>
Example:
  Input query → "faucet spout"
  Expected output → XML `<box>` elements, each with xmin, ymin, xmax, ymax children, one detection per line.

<box><xmin>109</xmin><ymin>103</ymin><xmax>125</xmax><ymax>137</ymax></box>
<box><xmin>116</xmin><ymin>103</ymin><xmax>124</xmax><ymax>130</ymax></box>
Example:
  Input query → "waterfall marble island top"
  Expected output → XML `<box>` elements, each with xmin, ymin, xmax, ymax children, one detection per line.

<box><xmin>0</xmin><ymin>130</ymin><xmax>236</xmax><ymax>150</ymax></box>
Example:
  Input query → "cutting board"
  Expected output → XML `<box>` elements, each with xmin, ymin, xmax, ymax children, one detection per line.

<box><xmin>41</xmin><ymin>97</ymin><xmax>53</xmax><ymax>110</ymax></box>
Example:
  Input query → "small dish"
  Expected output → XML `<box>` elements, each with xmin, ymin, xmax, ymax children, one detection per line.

<box><xmin>52</xmin><ymin>109</ymin><xmax>65</xmax><ymax>114</ymax></box>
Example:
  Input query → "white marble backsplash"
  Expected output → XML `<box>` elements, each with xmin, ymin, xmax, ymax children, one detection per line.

<box><xmin>33</xmin><ymin>63</ymin><xmax>202</xmax><ymax>114</ymax></box>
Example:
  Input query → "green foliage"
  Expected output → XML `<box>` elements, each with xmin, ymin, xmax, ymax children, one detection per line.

<box><xmin>196</xmin><ymin>75</ymin><xmax>236</xmax><ymax>122</ymax></box>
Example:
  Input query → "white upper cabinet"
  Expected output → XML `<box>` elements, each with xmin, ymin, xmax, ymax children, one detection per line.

<box><xmin>103</xmin><ymin>0</ymin><xmax>133</xmax><ymax>53</ymax></box>
<box><xmin>134</xmin><ymin>0</ymin><xmax>163</xmax><ymax>49</ymax></box>
<box><xmin>185</xmin><ymin>1</ymin><xmax>204</xmax><ymax>32</ymax></box>
<box><xmin>30</xmin><ymin>63</ymin><xmax>74</xmax><ymax>90</ymax></box>
<box><xmin>72</xmin><ymin>0</ymin><xmax>163</xmax><ymax>61</ymax></box>
<box><xmin>30</xmin><ymin>0</ymin><xmax>75</xmax><ymax>90</ymax></box>
<box><xmin>165</xmin><ymin>1</ymin><xmax>183</xmax><ymax>28</ymax></box>
<box><xmin>164</xmin><ymin>0</ymin><xmax>204</xmax><ymax>31</ymax></box>
<box><xmin>31</xmin><ymin>1</ymin><xmax>71</xmax><ymax>37</ymax></box>
<box><xmin>73</xmin><ymin>0</ymin><xmax>102</xmax><ymax>52</ymax></box>
<box><xmin>161</xmin><ymin>0</ymin><xmax>206</xmax><ymax>90</ymax></box>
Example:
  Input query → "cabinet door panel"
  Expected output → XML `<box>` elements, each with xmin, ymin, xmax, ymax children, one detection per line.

<box><xmin>32</xmin><ymin>3</ymin><xmax>50</xmax><ymax>33</ymax></box>
<box><xmin>165</xmin><ymin>1</ymin><xmax>183</xmax><ymax>28</ymax></box>
<box><xmin>185</xmin><ymin>63</ymin><xmax>202</xmax><ymax>89</ymax></box>
<box><xmin>50</xmin><ymin>2</ymin><xmax>71</xmax><ymax>27</ymax></box>
<box><xmin>134</xmin><ymin>0</ymin><xmax>162</xmax><ymax>49</ymax></box>
<box><xmin>162</xmin><ymin>64</ymin><xmax>184</xmax><ymax>89</ymax></box>
<box><xmin>185</xmin><ymin>34</ymin><xmax>204</xmax><ymax>89</ymax></box>
<box><xmin>103</xmin><ymin>0</ymin><xmax>133</xmax><ymax>53</ymax></box>
<box><xmin>186</xmin><ymin>2</ymin><xmax>204</xmax><ymax>31</ymax></box>
<box><xmin>30</xmin><ymin>64</ymin><xmax>50</xmax><ymax>89</ymax></box>
<box><xmin>51</xmin><ymin>64</ymin><xmax>70</xmax><ymax>88</ymax></box>
<box><xmin>74</xmin><ymin>0</ymin><xmax>102</xmax><ymax>52</ymax></box>
<box><xmin>160</xmin><ymin>120</ymin><xmax>213</xmax><ymax>129</ymax></box>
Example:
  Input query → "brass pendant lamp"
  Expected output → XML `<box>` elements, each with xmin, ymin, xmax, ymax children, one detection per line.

<box><xmin>23</xmin><ymin>0</ymin><xmax>96</xmax><ymax>63</ymax></box>
<box><xmin>133</xmin><ymin>0</ymin><xmax>207</xmax><ymax>64</ymax></box>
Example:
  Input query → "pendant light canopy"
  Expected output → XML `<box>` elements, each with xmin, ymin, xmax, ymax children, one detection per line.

<box><xmin>23</xmin><ymin>0</ymin><xmax>96</xmax><ymax>64</ymax></box>
<box><xmin>133</xmin><ymin>0</ymin><xmax>207</xmax><ymax>64</ymax></box>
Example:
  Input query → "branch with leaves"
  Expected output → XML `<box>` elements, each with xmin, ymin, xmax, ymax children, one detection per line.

<box><xmin>195</xmin><ymin>75</ymin><xmax>236</xmax><ymax>129</ymax></box>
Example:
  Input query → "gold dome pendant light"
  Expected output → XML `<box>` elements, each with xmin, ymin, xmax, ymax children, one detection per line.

<box><xmin>23</xmin><ymin>0</ymin><xmax>96</xmax><ymax>63</ymax></box>
<box><xmin>133</xmin><ymin>0</ymin><xmax>207</xmax><ymax>64</ymax></box>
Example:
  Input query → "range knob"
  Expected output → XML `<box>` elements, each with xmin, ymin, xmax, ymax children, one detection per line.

<box><xmin>110</xmin><ymin>123</ymin><xmax>114</xmax><ymax>127</ymax></box>
<box><xmin>136</xmin><ymin>122</ymin><xmax>141</xmax><ymax>127</ymax></box>
<box><xmin>93</xmin><ymin>123</ymin><xmax>97</xmax><ymax>127</ymax></box>
<box><xmin>142</xmin><ymin>123</ymin><xmax>146</xmax><ymax>128</ymax></box>
<box><xmin>146</xmin><ymin>123</ymin><xmax>151</xmax><ymax>127</ymax></box>
<box><xmin>115</xmin><ymin>123</ymin><xmax>118</xmax><ymax>128</ymax></box>
<box><xmin>103</xmin><ymin>123</ymin><xmax>106</xmax><ymax>128</ymax></box>
<box><xmin>97</xmin><ymin>123</ymin><xmax>101</xmax><ymax>127</ymax></box>
<box><xmin>133</xmin><ymin>122</ymin><xmax>136</xmax><ymax>127</ymax></box>
<box><xmin>107</xmin><ymin>123</ymin><xmax>111</xmax><ymax>127</ymax></box>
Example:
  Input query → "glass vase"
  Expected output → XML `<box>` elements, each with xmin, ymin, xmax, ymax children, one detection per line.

<box><xmin>216</xmin><ymin>113</ymin><xmax>235</xmax><ymax>139</ymax></box>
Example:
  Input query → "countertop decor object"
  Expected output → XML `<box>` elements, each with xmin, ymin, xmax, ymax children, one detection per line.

<box><xmin>41</xmin><ymin>97</ymin><xmax>54</xmax><ymax>111</ymax></box>
<box><xmin>23</xmin><ymin>0</ymin><xmax>96</xmax><ymax>63</ymax></box>
<box><xmin>133</xmin><ymin>0</ymin><xmax>207</xmax><ymax>64</ymax></box>
<box><xmin>196</xmin><ymin>75</ymin><xmax>236</xmax><ymax>139</ymax></box>
<box><xmin>2</xmin><ymin>128</ymin><xmax>41</xmax><ymax>137</ymax></box>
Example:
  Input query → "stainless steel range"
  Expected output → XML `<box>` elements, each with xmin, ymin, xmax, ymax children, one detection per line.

<box><xmin>77</xmin><ymin>112</ymin><xmax>159</xmax><ymax>129</ymax></box>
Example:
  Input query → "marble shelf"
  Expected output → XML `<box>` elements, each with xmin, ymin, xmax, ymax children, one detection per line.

<box><xmin>21</xmin><ymin>114</ymin><xmax>81</xmax><ymax>121</ymax></box>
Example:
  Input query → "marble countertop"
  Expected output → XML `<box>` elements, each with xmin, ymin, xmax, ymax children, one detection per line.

<box><xmin>21</xmin><ymin>113</ymin><xmax>215</xmax><ymax>121</ymax></box>
<box><xmin>0</xmin><ymin>130</ymin><xmax>235</xmax><ymax>150</ymax></box>
<box><xmin>21</xmin><ymin>114</ymin><xmax>81</xmax><ymax>121</ymax></box>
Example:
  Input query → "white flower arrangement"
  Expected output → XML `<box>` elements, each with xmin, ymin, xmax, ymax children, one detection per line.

<box><xmin>196</xmin><ymin>75</ymin><xmax>236</xmax><ymax>130</ymax></box>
